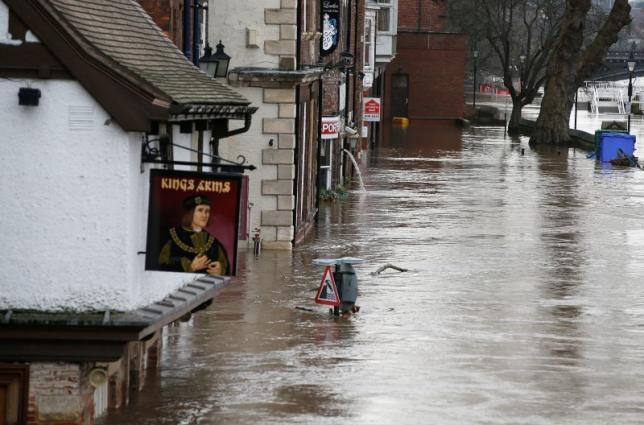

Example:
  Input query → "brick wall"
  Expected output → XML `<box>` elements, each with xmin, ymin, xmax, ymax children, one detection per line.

<box><xmin>24</xmin><ymin>332</ymin><xmax>162</xmax><ymax>425</ymax></box>
<box><xmin>27</xmin><ymin>363</ymin><xmax>90</xmax><ymax>425</ymax></box>
<box><xmin>384</xmin><ymin>32</ymin><xmax>466</xmax><ymax>120</ymax></box>
<box><xmin>398</xmin><ymin>0</ymin><xmax>447</xmax><ymax>32</ymax></box>
<box><xmin>322</xmin><ymin>73</ymin><xmax>340</xmax><ymax>115</ymax></box>
<box><xmin>138</xmin><ymin>0</ymin><xmax>184</xmax><ymax>51</ymax></box>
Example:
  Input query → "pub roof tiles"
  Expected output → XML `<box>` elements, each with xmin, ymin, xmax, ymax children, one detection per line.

<box><xmin>44</xmin><ymin>0</ymin><xmax>251</xmax><ymax>106</ymax></box>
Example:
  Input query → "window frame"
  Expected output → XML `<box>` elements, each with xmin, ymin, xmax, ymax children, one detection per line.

<box><xmin>376</xmin><ymin>0</ymin><xmax>395</xmax><ymax>34</ymax></box>
<box><xmin>363</xmin><ymin>11</ymin><xmax>376</xmax><ymax>72</ymax></box>
<box><xmin>0</xmin><ymin>364</ymin><xmax>29</xmax><ymax>425</ymax></box>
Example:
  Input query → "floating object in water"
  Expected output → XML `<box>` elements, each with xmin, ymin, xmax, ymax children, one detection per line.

<box><xmin>295</xmin><ymin>306</ymin><xmax>316</xmax><ymax>312</ymax></box>
<box><xmin>371</xmin><ymin>264</ymin><xmax>408</xmax><ymax>275</ymax></box>
<box><xmin>392</xmin><ymin>116</ymin><xmax>409</xmax><ymax>128</ymax></box>
<box><xmin>609</xmin><ymin>148</ymin><xmax>639</xmax><ymax>167</ymax></box>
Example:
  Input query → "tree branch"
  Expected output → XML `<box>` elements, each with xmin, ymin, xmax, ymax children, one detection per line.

<box><xmin>575</xmin><ymin>0</ymin><xmax>631</xmax><ymax>84</ymax></box>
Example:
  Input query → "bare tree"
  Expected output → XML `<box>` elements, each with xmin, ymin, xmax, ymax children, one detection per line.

<box><xmin>447</xmin><ymin>0</ymin><xmax>563</xmax><ymax>134</ymax></box>
<box><xmin>530</xmin><ymin>0</ymin><xmax>631</xmax><ymax>145</ymax></box>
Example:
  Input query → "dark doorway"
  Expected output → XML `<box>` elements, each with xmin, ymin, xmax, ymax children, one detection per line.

<box><xmin>0</xmin><ymin>385</ymin><xmax>6</xmax><ymax>425</ymax></box>
<box><xmin>391</xmin><ymin>73</ymin><xmax>409</xmax><ymax>118</ymax></box>
<box><xmin>0</xmin><ymin>364</ymin><xmax>29</xmax><ymax>425</ymax></box>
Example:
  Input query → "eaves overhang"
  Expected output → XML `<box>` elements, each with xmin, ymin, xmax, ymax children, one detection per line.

<box><xmin>5</xmin><ymin>0</ymin><xmax>171</xmax><ymax>132</ymax></box>
<box><xmin>169</xmin><ymin>103</ymin><xmax>259</xmax><ymax>122</ymax></box>
<box><xmin>0</xmin><ymin>276</ymin><xmax>230</xmax><ymax>362</ymax></box>
<box><xmin>228</xmin><ymin>67</ymin><xmax>326</xmax><ymax>88</ymax></box>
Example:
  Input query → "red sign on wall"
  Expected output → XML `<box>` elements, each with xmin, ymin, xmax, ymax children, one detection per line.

<box><xmin>321</xmin><ymin>116</ymin><xmax>341</xmax><ymax>139</ymax></box>
<box><xmin>363</xmin><ymin>97</ymin><xmax>381</xmax><ymax>122</ymax></box>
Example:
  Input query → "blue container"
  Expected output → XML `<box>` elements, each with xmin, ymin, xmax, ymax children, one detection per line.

<box><xmin>599</xmin><ymin>133</ymin><xmax>636</xmax><ymax>162</ymax></box>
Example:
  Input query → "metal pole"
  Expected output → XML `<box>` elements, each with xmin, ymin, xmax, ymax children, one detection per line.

<box><xmin>473</xmin><ymin>59</ymin><xmax>477</xmax><ymax>110</ymax></box>
<box><xmin>193</xmin><ymin>0</ymin><xmax>201</xmax><ymax>66</ymax></box>
<box><xmin>574</xmin><ymin>89</ymin><xmax>578</xmax><ymax>130</ymax></box>
<box><xmin>183</xmin><ymin>0</ymin><xmax>193</xmax><ymax>60</ymax></box>
<box><xmin>628</xmin><ymin>71</ymin><xmax>633</xmax><ymax>134</ymax></box>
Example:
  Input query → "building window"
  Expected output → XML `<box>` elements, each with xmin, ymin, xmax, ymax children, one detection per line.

<box><xmin>319</xmin><ymin>139</ymin><xmax>332</xmax><ymax>190</ymax></box>
<box><xmin>0</xmin><ymin>365</ymin><xmax>29</xmax><ymax>425</ymax></box>
<box><xmin>376</xmin><ymin>0</ymin><xmax>393</xmax><ymax>33</ymax></box>
<box><xmin>364</xmin><ymin>13</ymin><xmax>376</xmax><ymax>71</ymax></box>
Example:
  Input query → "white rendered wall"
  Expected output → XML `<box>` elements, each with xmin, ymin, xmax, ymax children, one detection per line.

<box><xmin>209</xmin><ymin>0</ymin><xmax>280</xmax><ymax>69</ymax></box>
<box><xmin>219</xmin><ymin>88</ymin><xmax>279</xmax><ymax>240</ymax></box>
<box><xmin>0</xmin><ymin>78</ymin><xmax>198</xmax><ymax>311</ymax></box>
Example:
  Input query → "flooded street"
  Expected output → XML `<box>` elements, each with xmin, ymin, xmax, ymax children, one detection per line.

<box><xmin>101</xmin><ymin>110</ymin><xmax>644</xmax><ymax>425</ymax></box>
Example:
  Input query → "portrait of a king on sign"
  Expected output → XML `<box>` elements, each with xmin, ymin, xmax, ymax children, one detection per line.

<box><xmin>145</xmin><ymin>169</ymin><xmax>242</xmax><ymax>276</ymax></box>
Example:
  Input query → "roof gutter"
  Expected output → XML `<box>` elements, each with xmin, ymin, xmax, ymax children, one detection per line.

<box><xmin>224</xmin><ymin>111</ymin><xmax>253</xmax><ymax>137</ymax></box>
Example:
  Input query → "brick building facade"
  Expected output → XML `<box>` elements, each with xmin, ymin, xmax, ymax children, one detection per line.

<box><xmin>383</xmin><ymin>0</ymin><xmax>466</xmax><ymax>123</ymax></box>
<box><xmin>319</xmin><ymin>0</ymin><xmax>366</xmax><ymax>191</ymax></box>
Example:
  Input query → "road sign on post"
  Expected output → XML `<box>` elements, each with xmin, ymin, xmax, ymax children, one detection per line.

<box><xmin>314</xmin><ymin>266</ymin><xmax>340</xmax><ymax>306</ymax></box>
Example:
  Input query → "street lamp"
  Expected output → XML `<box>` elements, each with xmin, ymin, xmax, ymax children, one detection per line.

<box><xmin>199</xmin><ymin>40</ymin><xmax>231</xmax><ymax>78</ymax></box>
<box><xmin>473</xmin><ymin>49</ymin><xmax>479</xmax><ymax>110</ymax></box>
<box><xmin>627</xmin><ymin>47</ymin><xmax>636</xmax><ymax>133</ymax></box>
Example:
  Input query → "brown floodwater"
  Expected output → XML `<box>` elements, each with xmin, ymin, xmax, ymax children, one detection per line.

<box><xmin>100</xmin><ymin>112</ymin><xmax>644</xmax><ymax>425</ymax></box>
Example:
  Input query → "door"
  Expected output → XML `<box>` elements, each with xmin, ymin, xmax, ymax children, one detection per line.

<box><xmin>0</xmin><ymin>384</ymin><xmax>6</xmax><ymax>425</ymax></box>
<box><xmin>391</xmin><ymin>73</ymin><xmax>409</xmax><ymax>117</ymax></box>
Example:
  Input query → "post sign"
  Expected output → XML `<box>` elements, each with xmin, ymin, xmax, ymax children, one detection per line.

<box><xmin>363</xmin><ymin>72</ymin><xmax>373</xmax><ymax>88</ymax></box>
<box><xmin>321</xmin><ymin>0</ymin><xmax>340</xmax><ymax>56</ymax></box>
<box><xmin>321</xmin><ymin>115</ymin><xmax>341</xmax><ymax>139</ymax></box>
<box><xmin>315</xmin><ymin>266</ymin><xmax>340</xmax><ymax>306</ymax></box>
<box><xmin>145</xmin><ymin>169</ymin><xmax>242</xmax><ymax>276</ymax></box>
<box><xmin>363</xmin><ymin>97</ymin><xmax>381</xmax><ymax>122</ymax></box>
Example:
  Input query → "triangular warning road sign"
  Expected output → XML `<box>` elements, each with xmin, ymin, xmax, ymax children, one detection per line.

<box><xmin>315</xmin><ymin>266</ymin><xmax>340</xmax><ymax>306</ymax></box>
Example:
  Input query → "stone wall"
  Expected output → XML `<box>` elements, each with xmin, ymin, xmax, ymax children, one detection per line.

<box><xmin>213</xmin><ymin>0</ymin><xmax>301</xmax><ymax>250</ymax></box>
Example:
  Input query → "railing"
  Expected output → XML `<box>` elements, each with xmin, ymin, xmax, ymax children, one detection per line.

<box><xmin>585</xmin><ymin>81</ymin><xmax>633</xmax><ymax>115</ymax></box>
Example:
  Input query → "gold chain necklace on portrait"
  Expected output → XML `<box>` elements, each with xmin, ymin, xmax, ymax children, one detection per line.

<box><xmin>170</xmin><ymin>228</ymin><xmax>215</xmax><ymax>255</ymax></box>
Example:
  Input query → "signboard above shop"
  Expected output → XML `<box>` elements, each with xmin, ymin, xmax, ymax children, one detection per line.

<box><xmin>321</xmin><ymin>0</ymin><xmax>340</xmax><ymax>56</ymax></box>
<box><xmin>145</xmin><ymin>170</ymin><xmax>242</xmax><ymax>276</ymax></box>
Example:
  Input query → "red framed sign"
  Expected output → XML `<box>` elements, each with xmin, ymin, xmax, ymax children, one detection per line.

<box><xmin>145</xmin><ymin>169</ymin><xmax>242</xmax><ymax>276</ymax></box>
<box><xmin>315</xmin><ymin>266</ymin><xmax>340</xmax><ymax>306</ymax></box>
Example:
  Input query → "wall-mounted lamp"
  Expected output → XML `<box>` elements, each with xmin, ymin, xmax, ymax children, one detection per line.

<box><xmin>199</xmin><ymin>40</ymin><xmax>231</xmax><ymax>78</ymax></box>
<box><xmin>320</xmin><ymin>52</ymin><xmax>355</xmax><ymax>74</ymax></box>
<box><xmin>18</xmin><ymin>88</ymin><xmax>41</xmax><ymax>106</ymax></box>
<box><xmin>344</xmin><ymin>125</ymin><xmax>358</xmax><ymax>136</ymax></box>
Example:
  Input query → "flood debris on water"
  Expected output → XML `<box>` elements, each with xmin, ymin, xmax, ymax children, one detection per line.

<box><xmin>371</xmin><ymin>264</ymin><xmax>408</xmax><ymax>275</ymax></box>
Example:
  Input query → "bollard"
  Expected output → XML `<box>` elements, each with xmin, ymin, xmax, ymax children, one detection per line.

<box><xmin>313</xmin><ymin>257</ymin><xmax>366</xmax><ymax>315</ymax></box>
<box><xmin>252</xmin><ymin>228</ymin><xmax>261</xmax><ymax>256</ymax></box>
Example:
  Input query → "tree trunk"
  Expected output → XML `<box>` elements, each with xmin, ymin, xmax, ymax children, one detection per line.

<box><xmin>508</xmin><ymin>98</ymin><xmax>524</xmax><ymax>135</ymax></box>
<box><xmin>530</xmin><ymin>0</ymin><xmax>590</xmax><ymax>145</ymax></box>
<box><xmin>531</xmin><ymin>83</ymin><xmax>575</xmax><ymax>144</ymax></box>
<box><xmin>530</xmin><ymin>0</ymin><xmax>631</xmax><ymax>145</ymax></box>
